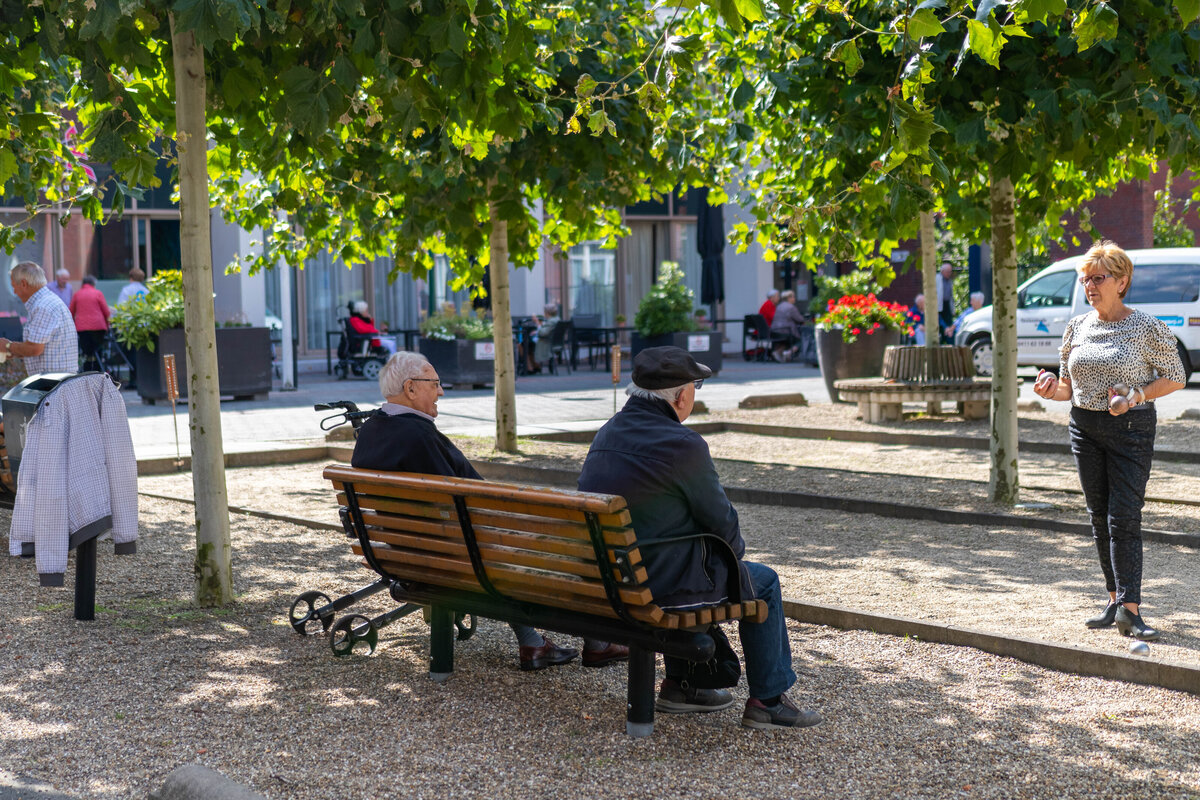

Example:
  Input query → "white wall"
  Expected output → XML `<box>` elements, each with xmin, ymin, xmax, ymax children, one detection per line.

<box><xmin>209</xmin><ymin>211</ymin><xmax>266</xmax><ymax>326</ymax></box>
<box><xmin>721</xmin><ymin>203</ymin><xmax>773</xmax><ymax>352</ymax></box>
<box><xmin>508</xmin><ymin>198</ymin><xmax>546</xmax><ymax>317</ymax></box>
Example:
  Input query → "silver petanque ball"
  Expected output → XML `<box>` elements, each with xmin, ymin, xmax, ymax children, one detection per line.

<box><xmin>1129</xmin><ymin>641</ymin><xmax>1150</xmax><ymax>656</ymax></box>
<box><xmin>1112</xmin><ymin>382</ymin><xmax>1131</xmax><ymax>397</ymax></box>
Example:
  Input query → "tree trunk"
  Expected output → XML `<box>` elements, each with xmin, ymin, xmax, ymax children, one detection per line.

<box><xmin>488</xmin><ymin>188</ymin><xmax>518</xmax><ymax>452</ymax></box>
<box><xmin>171</xmin><ymin>20</ymin><xmax>234</xmax><ymax>605</ymax></box>
<box><xmin>919</xmin><ymin>208</ymin><xmax>939</xmax><ymax>354</ymax></box>
<box><xmin>989</xmin><ymin>170</ymin><xmax>1019</xmax><ymax>505</ymax></box>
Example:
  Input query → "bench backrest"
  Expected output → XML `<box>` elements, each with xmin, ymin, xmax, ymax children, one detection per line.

<box><xmin>325</xmin><ymin>465</ymin><xmax>765</xmax><ymax>629</ymax></box>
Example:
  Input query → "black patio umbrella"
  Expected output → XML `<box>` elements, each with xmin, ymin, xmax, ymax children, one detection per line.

<box><xmin>696</xmin><ymin>187</ymin><xmax>725</xmax><ymax>306</ymax></box>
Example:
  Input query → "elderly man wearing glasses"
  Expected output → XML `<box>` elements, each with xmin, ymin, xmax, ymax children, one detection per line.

<box><xmin>577</xmin><ymin>346</ymin><xmax>822</xmax><ymax>731</ymax></box>
<box><xmin>351</xmin><ymin>351</ymin><xmax>628</xmax><ymax>671</ymax></box>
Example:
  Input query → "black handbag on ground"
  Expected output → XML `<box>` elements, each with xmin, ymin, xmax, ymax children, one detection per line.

<box><xmin>682</xmin><ymin>624</ymin><xmax>741</xmax><ymax>690</ymax></box>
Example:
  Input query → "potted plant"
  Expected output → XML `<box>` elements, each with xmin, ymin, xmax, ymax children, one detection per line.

<box><xmin>417</xmin><ymin>304</ymin><xmax>496</xmax><ymax>387</ymax></box>
<box><xmin>111</xmin><ymin>270</ymin><xmax>272</xmax><ymax>403</ymax></box>
<box><xmin>631</xmin><ymin>262</ymin><xmax>722</xmax><ymax>375</ymax></box>
<box><xmin>814</xmin><ymin>279</ymin><xmax>910</xmax><ymax>402</ymax></box>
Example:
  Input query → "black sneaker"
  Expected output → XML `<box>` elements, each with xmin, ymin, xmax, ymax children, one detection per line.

<box><xmin>655</xmin><ymin>679</ymin><xmax>734</xmax><ymax>713</ymax></box>
<box><xmin>741</xmin><ymin>694</ymin><xmax>822</xmax><ymax>730</ymax></box>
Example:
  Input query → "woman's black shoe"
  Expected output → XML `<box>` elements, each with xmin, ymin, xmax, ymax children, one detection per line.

<box><xmin>1085</xmin><ymin>602</ymin><xmax>1118</xmax><ymax>629</ymax></box>
<box><xmin>1115</xmin><ymin>606</ymin><xmax>1161</xmax><ymax>641</ymax></box>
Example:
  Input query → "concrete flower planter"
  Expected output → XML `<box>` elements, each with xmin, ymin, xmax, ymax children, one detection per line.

<box><xmin>137</xmin><ymin>327</ymin><xmax>272</xmax><ymax>403</ymax></box>
<box><xmin>418</xmin><ymin>337</ymin><xmax>495</xmax><ymax>388</ymax></box>
<box><xmin>816</xmin><ymin>327</ymin><xmax>901</xmax><ymax>403</ymax></box>
<box><xmin>629</xmin><ymin>331</ymin><xmax>723</xmax><ymax>376</ymax></box>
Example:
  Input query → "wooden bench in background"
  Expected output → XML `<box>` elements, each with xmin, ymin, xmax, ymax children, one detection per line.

<box><xmin>834</xmin><ymin>345</ymin><xmax>991</xmax><ymax>422</ymax></box>
<box><xmin>295</xmin><ymin>465</ymin><xmax>766</xmax><ymax>737</ymax></box>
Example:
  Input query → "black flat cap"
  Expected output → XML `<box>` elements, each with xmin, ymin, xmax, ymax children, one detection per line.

<box><xmin>632</xmin><ymin>346</ymin><xmax>712</xmax><ymax>389</ymax></box>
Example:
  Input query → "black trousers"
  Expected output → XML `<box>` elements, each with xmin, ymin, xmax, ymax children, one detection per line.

<box><xmin>1069</xmin><ymin>406</ymin><xmax>1156</xmax><ymax>606</ymax></box>
<box><xmin>77</xmin><ymin>330</ymin><xmax>106</xmax><ymax>371</ymax></box>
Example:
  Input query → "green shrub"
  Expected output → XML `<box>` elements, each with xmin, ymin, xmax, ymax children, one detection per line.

<box><xmin>419</xmin><ymin>305</ymin><xmax>494</xmax><ymax>340</ymax></box>
<box><xmin>634</xmin><ymin>262</ymin><xmax>699</xmax><ymax>337</ymax></box>
<box><xmin>111</xmin><ymin>270</ymin><xmax>185</xmax><ymax>352</ymax></box>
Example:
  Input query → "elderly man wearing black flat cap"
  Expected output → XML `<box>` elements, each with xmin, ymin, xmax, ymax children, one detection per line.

<box><xmin>578</xmin><ymin>346</ymin><xmax>822</xmax><ymax>731</ymax></box>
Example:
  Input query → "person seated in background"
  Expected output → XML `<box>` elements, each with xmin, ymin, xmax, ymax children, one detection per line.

<box><xmin>758</xmin><ymin>290</ymin><xmax>780</xmax><ymax>326</ymax></box>
<box><xmin>348</xmin><ymin>300</ymin><xmax>395</xmax><ymax>356</ymax></box>
<box><xmin>69</xmin><ymin>276</ymin><xmax>111</xmax><ymax>372</ymax></box>
<box><xmin>526</xmin><ymin>303</ymin><xmax>560</xmax><ymax>373</ymax></box>
<box><xmin>945</xmin><ymin>291</ymin><xmax>985</xmax><ymax>339</ymax></box>
<box><xmin>352</xmin><ymin>351</ymin><xmax>629</xmax><ymax>671</ymax></box>
<box><xmin>768</xmin><ymin>290</ymin><xmax>805</xmax><ymax>362</ymax></box>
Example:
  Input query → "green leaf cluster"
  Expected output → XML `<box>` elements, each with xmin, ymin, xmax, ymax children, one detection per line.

<box><xmin>418</xmin><ymin>305</ymin><xmax>494</xmax><ymax>341</ymax></box>
<box><xmin>633</xmin><ymin>262</ymin><xmax>703</xmax><ymax>338</ymax></box>
<box><xmin>110</xmin><ymin>270</ymin><xmax>185</xmax><ymax>352</ymax></box>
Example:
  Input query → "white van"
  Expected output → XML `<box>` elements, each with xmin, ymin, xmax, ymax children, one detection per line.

<box><xmin>954</xmin><ymin>248</ymin><xmax>1200</xmax><ymax>382</ymax></box>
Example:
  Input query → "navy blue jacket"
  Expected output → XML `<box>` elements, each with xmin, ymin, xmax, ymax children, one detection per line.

<box><xmin>577</xmin><ymin>395</ymin><xmax>745</xmax><ymax>609</ymax></box>
<box><xmin>351</xmin><ymin>411</ymin><xmax>482</xmax><ymax>480</ymax></box>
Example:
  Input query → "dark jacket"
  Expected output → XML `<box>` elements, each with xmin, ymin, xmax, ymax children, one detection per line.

<box><xmin>351</xmin><ymin>411</ymin><xmax>481</xmax><ymax>479</ymax></box>
<box><xmin>577</xmin><ymin>395</ymin><xmax>745</xmax><ymax>609</ymax></box>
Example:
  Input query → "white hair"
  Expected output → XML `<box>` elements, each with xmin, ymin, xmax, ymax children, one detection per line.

<box><xmin>379</xmin><ymin>351</ymin><xmax>431</xmax><ymax>398</ymax></box>
<box><xmin>55</xmin><ymin>268</ymin><xmax>70</xmax><ymax>279</ymax></box>
<box><xmin>766</xmin><ymin>289</ymin><xmax>779</xmax><ymax>299</ymax></box>
<box><xmin>969</xmin><ymin>291</ymin><xmax>985</xmax><ymax>304</ymax></box>
<box><xmin>353</xmin><ymin>300</ymin><xmax>370</xmax><ymax>315</ymax></box>
<box><xmin>12</xmin><ymin>261</ymin><xmax>47</xmax><ymax>289</ymax></box>
<box><xmin>626</xmin><ymin>383</ymin><xmax>686</xmax><ymax>403</ymax></box>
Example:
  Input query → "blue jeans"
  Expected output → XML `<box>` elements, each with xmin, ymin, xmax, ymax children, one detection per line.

<box><xmin>1069</xmin><ymin>406</ymin><xmax>1156</xmax><ymax>606</ymax></box>
<box><xmin>665</xmin><ymin>561</ymin><xmax>796</xmax><ymax>699</ymax></box>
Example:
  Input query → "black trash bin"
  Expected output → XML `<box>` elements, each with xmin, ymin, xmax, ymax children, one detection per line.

<box><xmin>2</xmin><ymin>372</ymin><xmax>87</xmax><ymax>481</ymax></box>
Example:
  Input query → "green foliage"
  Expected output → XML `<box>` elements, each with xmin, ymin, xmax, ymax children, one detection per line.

<box><xmin>809</xmin><ymin>271</ymin><xmax>886</xmax><ymax>316</ymax></box>
<box><xmin>634</xmin><ymin>262</ymin><xmax>700</xmax><ymax>337</ymax></box>
<box><xmin>1153</xmin><ymin>188</ymin><xmax>1196</xmax><ymax>248</ymax></box>
<box><xmin>110</xmin><ymin>270</ymin><xmax>185</xmax><ymax>351</ymax></box>
<box><xmin>419</xmin><ymin>305</ymin><xmax>494</xmax><ymax>341</ymax></box>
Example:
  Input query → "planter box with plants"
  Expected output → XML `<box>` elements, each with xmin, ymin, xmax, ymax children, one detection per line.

<box><xmin>112</xmin><ymin>271</ymin><xmax>273</xmax><ymax>403</ymax></box>
<box><xmin>630</xmin><ymin>262</ymin><xmax>722</xmax><ymax>376</ymax></box>
<box><xmin>811</xmin><ymin>273</ymin><xmax>912</xmax><ymax>403</ymax></box>
<box><xmin>417</xmin><ymin>305</ymin><xmax>495</xmax><ymax>388</ymax></box>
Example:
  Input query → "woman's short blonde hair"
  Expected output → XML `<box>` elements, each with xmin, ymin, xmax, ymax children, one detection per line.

<box><xmin>1080</xmin><ymin>240</ymin><xmax>1133</xmax><ymax>298</ymax></box>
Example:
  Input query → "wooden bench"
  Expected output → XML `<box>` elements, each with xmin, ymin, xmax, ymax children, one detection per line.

<box><xmin>310</xmin><ymin>464</ymin><xmax>767</xmax><ymax>737</ymax></box>
<box><xmin>834</xmin><ymin>345</ymin><xmax>991</xmax><ymax>422</ymax></box>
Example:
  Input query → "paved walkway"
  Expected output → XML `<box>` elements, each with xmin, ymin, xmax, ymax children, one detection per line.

<box><xmin>123</xmin><ymin>358</ymin><xmax>1200</xmax><ymax>458</ymax></box>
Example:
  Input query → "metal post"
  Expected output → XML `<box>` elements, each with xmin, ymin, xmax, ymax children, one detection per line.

<box><xmin>429</xmin><ymin>605</ymin><xmax>454</xmax><ymax>682</ymax></box>
<box><xmin>626</xmin><ymin>645</ymin><xmax>655</xmax><ymax>737</ymax></box>
<box><xmin>74</xmin><ymin>537</ymin><xmax>96</xmax><ymax>621</ymax></box>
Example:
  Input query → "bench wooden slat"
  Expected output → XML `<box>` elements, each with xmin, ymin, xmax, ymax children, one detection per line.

<box><xmin>353</xmin><ymin>546</ymin><xmax>664</xmax><ymax>624</ymax></box>
<box><xmin>359</xmin><ymin>510</ymin><xmax>645</xmax><ymax>570</ymax></box>
<box><xmin>326</xmin><ymin>466</ymin><xmax>628</xmax><ymax>514</ymax></box>
<box><xmin>365</xmin><ymin>527</ymin><xmax>650</xmax><ymax>584</ymax></box>
<box><xmin>337</xmin><ymin>491</ymin><xmax>635</xmax><ymax>542</ymax></box>
<box><xmin>359</xmin><ymin>542</ymin><xmax>654</xmax><ymax>606</ymax></box>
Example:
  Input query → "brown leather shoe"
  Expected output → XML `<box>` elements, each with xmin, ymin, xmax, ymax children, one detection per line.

<box><xmin>582</xmin><ymin>642</ymin><xmax>630</xmax><ymax>668</ymax></box>
<box><xmin>518</xmin><ymin>637</ymin><xmax>579</xmax><ymax>671</ymax></box>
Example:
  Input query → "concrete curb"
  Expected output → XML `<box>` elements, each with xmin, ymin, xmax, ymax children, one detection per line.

<box><xmin>469</xmin><ymin>461</ymin><xmax>1200</xmax><ymax>550</ymax></box>
<box><xmin>527</xmin><ymin>419</ymin><xmax>1200</xmax><ymax>465</ymax></box>
<box><xmin>782</xmin><ymin>599</ymin><xmax>1200</xmax><ymax>697</ymax></box>
<box><xmin>738</xmin><ymin>392</ymin><xmax>808</xmax><ymax>409</ymax></box>
<box><xmin>137</xmin><ymin>445</ymin><xmax>329</xmax><ymax>476</ymax></box>
<box><xmin>148</xmin><ymin>765</ymin><xmax>265</xmax><ymax>800</ymax></box>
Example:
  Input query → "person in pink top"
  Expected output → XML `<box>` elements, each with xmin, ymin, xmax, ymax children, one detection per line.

<box><xmin>69</xmin><ymin>276</ymin><xmax>111</xmax><ymax>372</ymax></box>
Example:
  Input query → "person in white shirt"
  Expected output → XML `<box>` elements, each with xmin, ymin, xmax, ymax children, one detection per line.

<box><xmin>116</xmin><ymin>268</ymin><xmax>149</xmax><ymax>306</ymax></box>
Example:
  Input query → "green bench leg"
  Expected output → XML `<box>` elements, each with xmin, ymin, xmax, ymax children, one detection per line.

<box><xmin>429</xmin><ymin>605</ymin><xmax>454</xmax><ymax>683</ymax></box>
<box><xmin>626</xmin><ymin>646</ymin><xmax>656</xmax><ymax>737</ymax></box>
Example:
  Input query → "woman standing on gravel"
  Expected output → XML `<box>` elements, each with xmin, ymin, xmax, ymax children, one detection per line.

<box><xmin>1032</xmin><ymin>241</ymin><xmax>1186</xmax><ymax>642</ymax></box>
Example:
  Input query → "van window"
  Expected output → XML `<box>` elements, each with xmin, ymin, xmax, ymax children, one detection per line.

<box><xmin>1125</xmin><ymin>263</ymin><xmax>1200</xmax><ymax>304</ymax></box>
<box><xmin>1019</xmin><ymin>271</ymin><xmax>1075</xmax><ymax>308</ymax></box>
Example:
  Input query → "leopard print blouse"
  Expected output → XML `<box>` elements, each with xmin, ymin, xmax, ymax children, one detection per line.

<box><xmin>1058</xmin><ymin>309</ymin><xmax>1186</xmax><ymax>411</ymax></box>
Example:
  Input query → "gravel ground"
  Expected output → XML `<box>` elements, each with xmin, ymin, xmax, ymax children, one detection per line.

<box><xmin>4</xmin><ymin>497</ymin><xmax>1200</xmax><ymax>800</ymax></box>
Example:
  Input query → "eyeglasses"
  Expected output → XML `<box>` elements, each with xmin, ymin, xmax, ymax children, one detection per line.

<box><xmin>1078</xmin><ymin>274</ymin><xmax>1112</xmax><ymax>287</ymax></box>
<box><xmin>693</xmin><ymin>379</ymin><xmax>704</xmax><ymax>390</ymax></box>
<box><xmin>409</xmin><ymin>378</ymin><xmax>442</xmax><ymax>388</ymax></box>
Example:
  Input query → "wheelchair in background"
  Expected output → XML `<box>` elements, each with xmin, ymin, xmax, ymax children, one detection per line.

<box><xmin>333</xmin><ymin>305</ymin><xmax>389</xmax><ymax>381</ymax></box>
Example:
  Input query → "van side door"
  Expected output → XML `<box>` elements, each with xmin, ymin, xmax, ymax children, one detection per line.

<box><xmin>1017</xmin><ymin>270</ymin><xmax>1077</xmax><ymax>368</ymax></box>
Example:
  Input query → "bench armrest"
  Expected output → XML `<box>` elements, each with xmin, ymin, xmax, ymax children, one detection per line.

<box><xmin>635</xmin><ymin>533</ymin><xmax>749</xmax><ymax>606</ymax></box>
